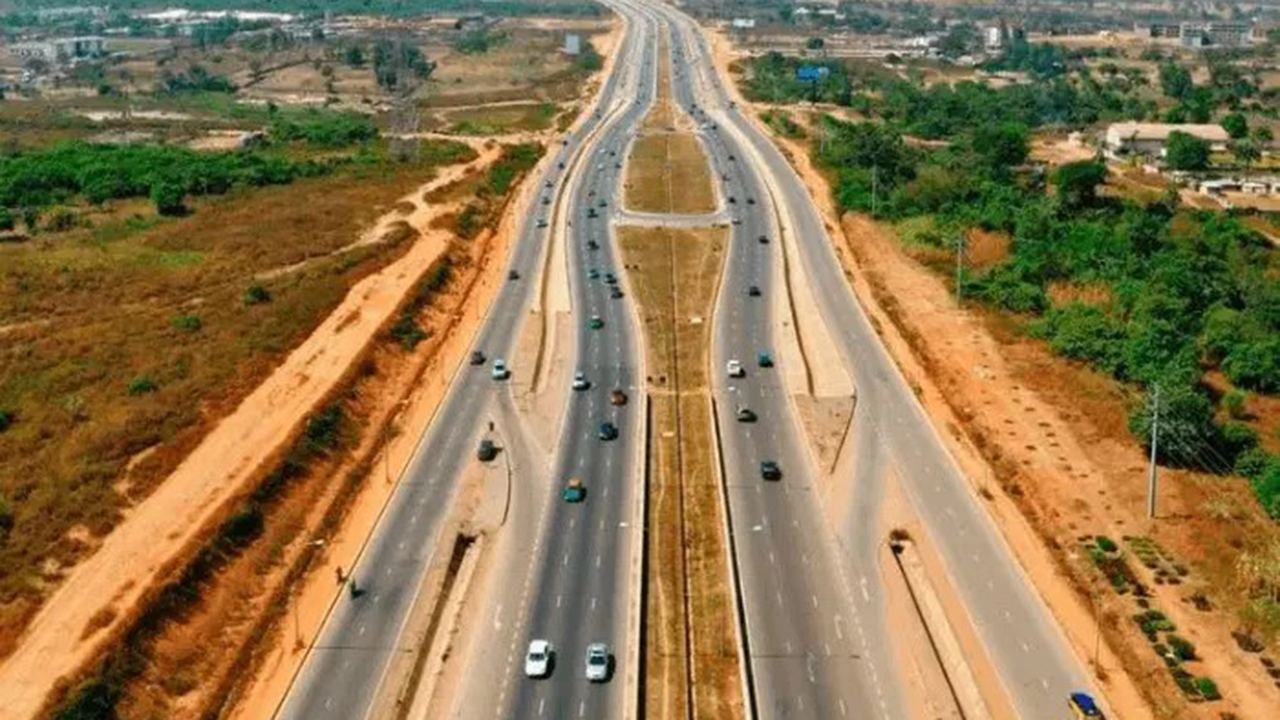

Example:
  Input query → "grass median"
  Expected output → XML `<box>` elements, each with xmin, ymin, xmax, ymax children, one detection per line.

<box><xmin>619</xmin><ymin>225</ymin><xmax>743</xmax><ymax>720</ymax></box>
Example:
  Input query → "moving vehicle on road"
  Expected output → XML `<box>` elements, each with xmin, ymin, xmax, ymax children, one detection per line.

<box><xmin>726</xmin><ymin>359</ymin><xmax>744</xmax><ymax>378</ymax></box>
<box><xmin>588</xmin><ymin>268</ymin><xmax>600</xmax><ymax>280</ymax></box>
<box><xmin>747</xmin><ymin>285</ymin><xmax>761</xmax><ymax>297</ymax></box>
<box><xmin>610</xmin><ymin>389</ymin><xmax>628</xmax><ymax>406</ymax></box>
<box><xmin>537</xmin><ymin>218</ymin><xmax>548</xmax><ymax>228</ymax></box>
<box><xmin>758</xmin><ymin>234</ymin><xmax>769</xmax><ymax>244</ymax></box>
<box><xmin>525</xmin><ymin>640</ymin><xmax>553</xmax><ymax>678</ymax></box>
<box><xmin>508</xmin><ymin>270</ymin><xmax>520</xmax><ymax>281</ymax></box>
<box><xmin>757</xmin><ymin>352</ymin><xmax>773</xmax><ymax>368</ymax></box>
<box><xmin>610</xmin><ymin>286</ymin><xmax>624</xmax><ymax>299</ymax></box>
<box><xmin>604</xmin><ymin>272</ymin><xmax>617</xmax><ymax>285</ymax></box>
<box><xmin>588</xmin><ymin>315</ymin><xmax>604</xmax><ymax>330</ymax></box>
<box><xmin>491</xmin><ymin>359</ymin><xmax>510</xmax><ymax>380</ymax></box>
<box><xmin>584</xmin><ymin>643</ymin><xmax>611</xmax><ymax>682</ymax></box>
<box><xmin>736</xmin><ymin>406</ymin><xmax>757</xmax><ymax>423</ymax></box>
<box><xmin>760</xmin><ymin>461</ymin><xmax>782</xmax><ymax>480</ymax></box>
<box><xmin>598</xmin><ymin>421</ymin><xmax>618</xmax><ymax>441</ymax></box>
<box><xmin>469</xmin><ymin>350</ymin><xmax>486</xmax><ymax>366</ymax></box>
<box><xmin>1068</xmin><ymin>693</ymin><xmax>1104</xmax><ymax>719</ymax></box>
<box><xmin>572</xmin><ymin>372</ymin><xmax>590</xmax><ymax>391</ymax></box>
<box><xmin>563</xmin><ymin>478</ymin><xmax>586</xmax><ymax>503</ymax></box>
<box><xmin>476</xmin><ymin>439</ymin><xmax>498</xmax><ymax>462</ymax></box>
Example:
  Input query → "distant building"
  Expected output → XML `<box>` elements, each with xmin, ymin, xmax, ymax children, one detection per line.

<box><xmin>1105</xmin><ymin>122</ymin><xmax>1230</xmax><ymax>158</ymax></box>
<box><xmin>1135</xmin><ymin>22</ymin><xmax>1182</xmax><ymax>39</ymax></box>
<box><xmin>984</xmin><ymin>25</ymin><xmax>1003</xmax><ymax>50</ymax></box>
<box><xmin>730</xmin><ymin>18</ymin><xmax>756</xmax><ymax>29</ymax></box>
<box><xmin>563</xmin><ymin>33</ymin><xmax>581</xmax><ymax>55</ymax></box>
<box><xmin>7</xmin><ymin>36</ymin><xmax>107</xmax><ymax>64</ymax></box>
<box><xmin>1181</xmin><ymin>22</ymin><xmax>1252</xmax><ymax>48</ymax></box>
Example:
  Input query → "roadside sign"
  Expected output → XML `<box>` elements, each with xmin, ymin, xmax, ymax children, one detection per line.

<box><xmin>796</xmin><ymin>65</ymin><xmax>829</xmax><ymax>82</ymax></box>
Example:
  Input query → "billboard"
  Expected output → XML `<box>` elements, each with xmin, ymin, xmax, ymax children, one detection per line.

<box><xmin>795</xmin><ymin>65</ymin><xmax>830</xmax><ymax>82</ymax></box>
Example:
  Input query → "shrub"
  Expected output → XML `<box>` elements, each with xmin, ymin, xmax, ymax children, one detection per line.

<box><xmin>244</xmin><ymin>284</ymin><xmax>271</xmax><ymax>305</ymax></box>
<box><xmin>0</xmin><ymin>207</ymin><xmax>14</xmax><ymax>231</ymax></box>
<box><xmin>150</xmin><ymin>179</ymin><xmax>186</xmax><ymax>216</ymax></box>
<box><xmin>1194</xmin><ymin>676</ymin><xmax>1220</xmax><ymax>700</ymax></box>
<box><xmin>1167</xmin><ymin>634</ymin><xmax>1197</xmax><ymax>661</ymax></box>
<box><xmin>127</xmin><ymin>376</ymin><xmax>159</xmax><ymax>395</ymax></box>
<box><xmin>0</xmin><ymin>492</ymin><xmax>13</xmax><ymax>536</ymax></box>
<box><xmin>1096</xmin><ymin>536</ymin><xmax>1118</xmax><ymax>553</ymax></box>
<box><xmin>171</xmin><ymin>314</ymin><xmax>202</xmax><ymax>333</ymax></box>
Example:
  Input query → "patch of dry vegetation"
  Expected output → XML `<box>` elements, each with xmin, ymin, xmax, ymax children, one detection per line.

<box><xmin>0</xmin><ymin>142</ymin><xmax>476</xmax><ymax>652</ymax></box>
<box><xmin>619</xmin><ymin>225</ymin><xmax>742</xmax><ymax>720</ymax></box>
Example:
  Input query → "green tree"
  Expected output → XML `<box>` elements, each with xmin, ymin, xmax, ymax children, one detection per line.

<box><xmin>343</xmin><ymin>44</ymin><xmax>365</xmax><ymax>67</ymax></box>
<box><xmin>150</xmin><ymin>179</ymin><xmax>186</xmax><ymax>216</ymax></box>
<box><xmin>973</xmin><ymin>121</ymin><xmax>1030</xmax><ymax>172</ymax></box>
<box><xmin>1158</xmin><ymin>62</ymin><xmax>1193</xmax><ymax>100</ymax></box>
<box><xmin>0</xmin><ymin>207</ymin><xmax>12</xmax><ymax>231</ymax></box>
<box><xmin>1052</xmin><ymin>160</ymin><xmax>1107</xmax><ymax>210</ymax></box>
<box><xmin>805</xmin><ymin>37</ymin><xmax>825</xmax><ymax>50</ymax></box>
<box><xmin>1164</xmin><ymin>131</ymin><xmax>1210</xmax><ymax>171</ymax></box>
<box><xmin>1221</xmin><ymin>111</ymin><xmax>1249</xmax><ymax>139</ymax></box>
<box><xmin>1128</xmin><ymin>380</ymin><xmax>1220</xmax><ymax>468</ymax></box>
<box><xmin>1231</xmin><ymin>140</ymin><xmax>1261</xmax><ymax>169</ymax></box>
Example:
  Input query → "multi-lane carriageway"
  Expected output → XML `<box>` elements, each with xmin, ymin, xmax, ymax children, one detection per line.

<box><xmin>274</xmin><ymin>0</ymin><xmax>1106</xmax><ymax>719</ymax></box>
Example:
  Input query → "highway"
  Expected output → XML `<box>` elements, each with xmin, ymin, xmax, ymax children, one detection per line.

<box><xmin>655</xmin><ymin>2</ymin><xmax>1100</xmax><ymax>717</ymax></box>
<box><xmin>271</xmin><ymin>5</ymin><xmax>653</xmax><ymax>718</ymax></box>
<box><xmin>277</xmin><ymin>0</ymin><xmax>1102</xmax><ymax>718</ymax></box>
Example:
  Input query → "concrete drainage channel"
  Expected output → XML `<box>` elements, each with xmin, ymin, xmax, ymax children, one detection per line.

<box><xmin>887</xmin><ymin>532</ymin><xmax>992</xmax><ymax>720</ymax></box>
<box><xmin>390</xmin><ymin>531</ymin><xmax>482</xmax><ymax>720</ymax></box>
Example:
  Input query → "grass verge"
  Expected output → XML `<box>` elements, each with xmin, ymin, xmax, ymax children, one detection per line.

<box><xmin>619</xmin><ymin>225</ymin><xmax>742</xmax><ymax>720</ymax></box>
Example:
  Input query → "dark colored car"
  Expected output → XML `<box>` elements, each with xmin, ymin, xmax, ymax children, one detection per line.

<box><xmin>610</xmin><ymin>286</ymin><xmax>624</xmax><ymax>299</ymax></box>
<box><xmin>757</xmin><ymin>352</ymin><xmax>774</xmax><ymax>368</ymax></box>
<box><xmin>469</xmin><ymin>350</ymin><xmax>486</xmax><ymax>366</ymax></box>
<box><xmin>760</xmin><ymin>461</ymin><xmax>782</xmax><ymax>481</ymax></box>
<box><xmin>598</xmin><ymin>421</ymin><xmax>619</xmax><ymax>441</ymax></box>
<box><xmin>736</xmin><ymin>406</ymin><xmax>757</xmax><ymax>423</ymax></box>
<box><xmin>508</xmin><ymin>270</ymin><xmax>520</xmax><ymax>281</ymax></box>
<box><xmin>747</xmin><ymin>285</ymin><xmax>761</xmax><ymax>297</ymax></box>
<box><xmin>758</xmin><ymin>235</ymin><xmax>769</xmax><ymax>244</ymax></box>
<box><xmin>477</xmin><ymin>439</ymin><xmax>498</xmax><ymax>462</ymax></box>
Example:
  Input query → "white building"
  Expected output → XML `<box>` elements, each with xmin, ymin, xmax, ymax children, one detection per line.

<box><xmin>6</xmin><ymin>36</ymin><xmax>107</xmax><ymax>64</ymax></box>
<box><xmin>1104</xmin><ymin>122</ymin><xmax>1230</xmax><ymax>158</ymax></box>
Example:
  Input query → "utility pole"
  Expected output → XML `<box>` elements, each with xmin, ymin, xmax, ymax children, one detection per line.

<box><xmin>1146</xmin><ymin>384</ymin><xmax>1160</xmax><ymax>520</ymax></box>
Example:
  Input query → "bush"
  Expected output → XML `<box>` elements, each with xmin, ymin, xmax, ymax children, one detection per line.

<box><xmin>0</xmin><ymin>206</ymin><xmax>15</xmax><ymax>231</ymax></box>
<box><xmin>1167</xmin><ymin>634</ymin><xmax>1197</xmax><ymax>661</ymax></box>
<box><xmin>0</xmin><ymin>491</ymin><xmax>13</xmax><ymax>536</ymax></box>
<box><xmin>244</xmin><ymin>284</ymin><xmax>271</xmax><ymax>305</ymax></box>
<box><xmin>1096</xmin><ymin>536</ymin><xmax>1118</xmax><ymax>553</ymax></box>
<box><xmin>171</xmin><ymin>314</ymin><xmax>202</xmax><ymax>333</ymax></box>
<box><xmin>127</xmin><ymin>376</ymin><xmax>159</xmax><ymax>396</ymax></box>
<box><xmin>1194</xmin><ymin>676</ymin><xmax>1220</xmax><ymax>700</ymax></box>
<box><xmin>150</xmin><ymin>179</ymin><xmax>186</xmax><ymax>216</ymax></box>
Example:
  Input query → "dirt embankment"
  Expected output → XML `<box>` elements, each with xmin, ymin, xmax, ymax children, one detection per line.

<box><xmin>618</xmin><ymin>225</ymin><xmax>743</xmax><ymax>720</ymax></box>
<box><xmin>0</xmin><ymin>144</ymin><xmax>527</xmax><ymax>720</ymax></box>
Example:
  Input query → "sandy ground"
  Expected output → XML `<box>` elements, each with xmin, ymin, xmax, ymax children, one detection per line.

<box><xmin>0</xmin><ymin>145</ymin><xmax>505</xmax><ymax>720</ymax></box>
<box><xmin>225</xmin><ymin>144</ymin><xmax>544</xmax><ymax>720</ymax></box>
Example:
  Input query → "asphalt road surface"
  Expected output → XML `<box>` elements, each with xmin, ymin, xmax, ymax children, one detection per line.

<box><xmin>654</xmin><ymin>2</ymin><xmax>1100</xmax><ymax>717</ymax></box>
<box><xmin>272</xmin><ymin>6</ymin><xmax>653</xmax><ymax>718</ymax></box>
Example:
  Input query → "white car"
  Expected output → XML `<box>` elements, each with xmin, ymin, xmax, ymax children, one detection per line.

<box><xmin>726</xmin><ymin>359</ymin><xmax>744</xmax><ymax>378</ymax></box>
<box><xmin>584</xmin><ymin>643</ymin><xmax>610</xmax><ymax>682</ymax></box>
<box><xmin>525</xmin><ymin>639</ymin><xmax>553</xmax><ymax>678</ymax></box>
<box><xmin>491</xmin><ymin>359</ymin><xmax>510</xmax><ymax>380</ymax></box>
<box><xmin>572</xmin><ymin>371</ymin><xmax>590</xmax><ymax>391</ymax></box>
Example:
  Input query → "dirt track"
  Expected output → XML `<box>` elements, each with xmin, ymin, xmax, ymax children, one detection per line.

<box><xmin>0</xmin><ymin>144</ymin><xmax>500</xmax><ymax>720</ymax></box>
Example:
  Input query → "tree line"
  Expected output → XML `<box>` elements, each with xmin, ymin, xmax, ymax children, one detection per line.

<box><xmin>814</xmin><ymin>109</ymin><xmax>1280</xmax><ymax>518</ymax></box>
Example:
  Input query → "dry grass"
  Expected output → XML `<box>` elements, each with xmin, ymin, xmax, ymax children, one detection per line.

<box><xmin>625</xmin><ymin>133</ymin><xmax>716</xmax><ymax>214</ymax></box>
<box><xmin>0</xmin><ymin>143</ymin><xmax>476</xmax><ymax>646</ymax></box>
<box><xmin>431</xmin><ymin>102</ymin><xmax>560</xmax><ymax>135</ymax></box>
<box><xmin>619</xmin><ymin>225</ymin><xmax>742</xmax><ymax>720</ymax></box>
<box><xmin>623</xmin><ymin>32</ymin><xmax>715</xmax><ymax>215</ymax></box>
